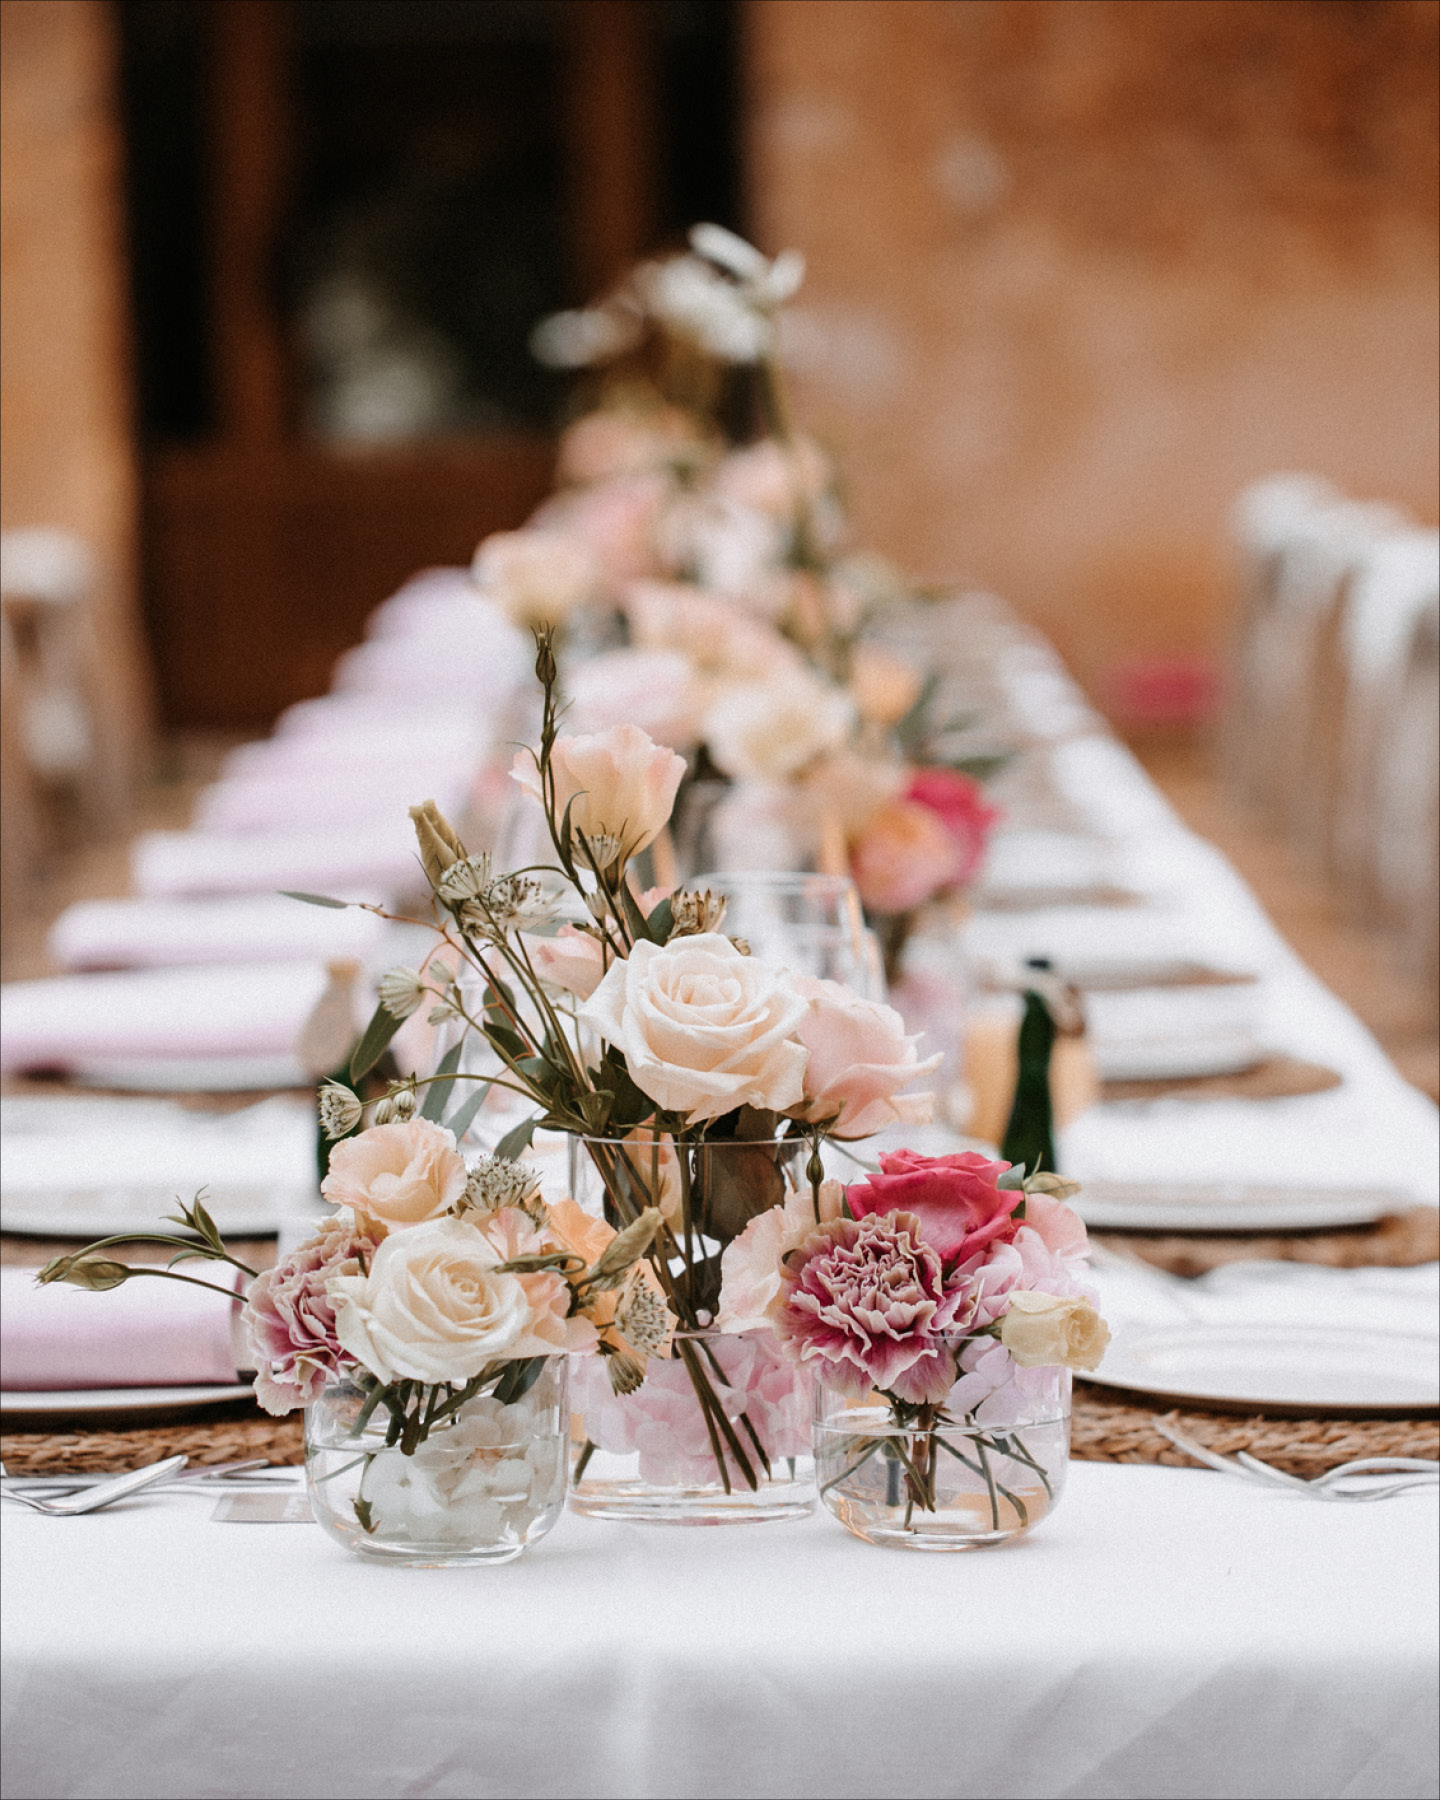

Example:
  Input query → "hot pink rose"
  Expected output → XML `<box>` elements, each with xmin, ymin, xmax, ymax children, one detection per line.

<box><xmin>905</xmin><ymin>768</ymin><xmax>999</xmax><ymax>886</ymax></box>
<box><xmin>848</xmin><ymin>798</ymin><xmax>962</xmax><ymax>914</ymax></box>
<box><xmin>240</xmin><ymin>1217</ymin><xmax>381</xmax><ymax>1415</ymax></box>
<box><xmin>846</xmin><ymin>1149</ymin><xmax>1021</xmax><ymax>1264</ymax></box>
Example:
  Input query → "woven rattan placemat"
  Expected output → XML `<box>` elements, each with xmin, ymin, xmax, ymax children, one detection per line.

<box><xmin>3</xmin><ymin>1390</ymin><xmax>1435</xmax><ymax>1481</ymax></box>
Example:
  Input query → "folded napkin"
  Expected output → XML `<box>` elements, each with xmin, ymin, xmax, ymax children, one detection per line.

<box><xmin>1083</xmin><ymin>984</ymin><xmax>1266</xmax><ymax>1081</ymax></box>
<box><xmin>331</xmin><ymin>628</ymin><xmax>530</xmax><ymax>702</ymax></box>
<box><xmin>131</xmin><ymin>821</ymin><xmax>419</xmax><ymax>899</ymax></box>
<box><xmin>48</xmin><ymin>894</ymin><xmax>387</xmax><ymax>971</ymax></box>
<box><xmin>272</xmin><ymin>693</ymin><xmax>487</xmax><ymax>750</ymax></box>
<box><xmin>222</xmin><ymin>729</ymin><xmax>486</xmax><ymax>781</ymax></box>
<box><xmin>0</xmin><ymin>1265</ymin><xmax>244</xmax><ymax>1391</ymax></box>
<box><xmin>0</xmin><ymin>961</ymin><xmax>334</xmax><ymax>1074</ymax></box>
<box><xmin>193</xmin><ymin>765</ymin><xmax>473</xmax><ymax>834</ymax></box>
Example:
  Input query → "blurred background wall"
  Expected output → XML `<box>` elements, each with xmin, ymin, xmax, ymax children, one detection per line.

<box><xmin>749</xmin><ymin>0</ymin><xmax>1440</xmax><ymax>718</ymax></box>
<box><xmin>1</xmin><ymin>0</ymin><xmax>1436</xmax><ymax>738</ymax></box>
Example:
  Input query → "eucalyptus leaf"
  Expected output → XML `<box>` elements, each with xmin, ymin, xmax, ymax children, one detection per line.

<box><xmin>495</xmin><ymin>1115</ymin><xmax>539</xmax><ymax>1160</ymax></box>
<box><xmin>420</xmin><ymin>1042</ymin><xmax>463</xmax><ymax>1121</ymax></box>
<box><xmin>279</xmin><ymin>890</ymin><xmax>351</xmax><ymax>909</ymax></box>
<box><xmin>646</xmin><ymin>896</ymin><xmax>675</xmax><ymax>942</ymax></box>
<box><xmin>349</xmin><ymin>1002</ymin><xmax>402</xmax><ymax>1083</ymax></box>
<box><xmin>444</xmin><ymin>1083</ymin><xmax>490</xmax><ymax>1143</ymax></box>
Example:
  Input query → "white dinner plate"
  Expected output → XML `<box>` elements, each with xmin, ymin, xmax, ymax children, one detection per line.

<box><xmin>1088</xmin><ymin>1323</ymin><xmax>1440</xmax><ymax>1415</ymax></box>
<box><xmin>0</xmin><ymin>1385</ymin><xmax>256</xmax><ymax>1423</ymax></box>
<box><xmin>1071</xmin><ymin>1180</ymin><xmax>1406</xmax><ymax>1232</ymax></box>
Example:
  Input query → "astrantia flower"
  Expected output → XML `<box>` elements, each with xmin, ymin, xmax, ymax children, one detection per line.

<box><xmin>436</xmin><ymin>855</ymin><xmax>493</xmax><ymax>904</ymax></box>
<box><xmin>317</xmin><ymin>1082</ymin><xmax>363</xmax><ymax>1140</ymax></box>
<box><xmin>377</xmin><ymin>966</ymin><xmax>429</xmax><ymax>1020</ymax></box>
<box><xmin>775</xmin><ymin>1212</ymin><xmax>969</xmax><ymax>1404</ymax></box>
<box><xmin>460</xmin><ymin>1155</ymin><xmax>544</xmax><ymax>1220</ymax></box>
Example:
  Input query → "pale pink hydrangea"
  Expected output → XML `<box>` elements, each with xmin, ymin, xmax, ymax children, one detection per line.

<box><xmin>571</xmin><ymin>1331</ymin><xmax>811</xmax><ymax>1486</ymax></box>
<box><xmin>241</xmin><ymin>1217</ymin><xmax>380</xmax><ymax>1415</ymax></box>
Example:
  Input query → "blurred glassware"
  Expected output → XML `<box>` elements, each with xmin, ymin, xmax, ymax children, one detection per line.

<box><xmin>692</xmin><ymin>870</ymin><xmax>881</xmax><ymax>1001</ymax></box>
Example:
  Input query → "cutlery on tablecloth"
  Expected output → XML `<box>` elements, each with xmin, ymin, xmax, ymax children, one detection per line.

<box><xmin>1154</xmin><ymin>1423</ymin><xmax>1438</xmax><ymax>1501</ymax></box>
<box><xmin>0</xmin><ymin>1455</ymin><xmax>188</xmax><ymax>1515</ymax></box>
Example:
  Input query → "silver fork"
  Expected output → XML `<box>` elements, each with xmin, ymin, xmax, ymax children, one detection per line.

<box><xmin>1155</xmin><ymin>1424</ymin><xmax>1438</xmax><ymax>1501</ymax></box>
<box><xmin>0</xmin><ymin>1455</ymin><xmax>189</xmax><ymax>1515</ymax></box>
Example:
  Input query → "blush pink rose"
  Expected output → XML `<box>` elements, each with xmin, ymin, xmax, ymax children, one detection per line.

<box><xmin>791</xmin><ymin>976</ymin><xmax>940</xmax><ymax>1139</ymax></box>
<box><xmin>905</xmin><ymin>768</ymin><xmax>1000</xmax><ymax>886</ymax></box>
<box><xmin>527</xmin><ymin>923</ymin><xmax>610</xmax><ymax>999</ymax></box>
<box><xmin>320</xmin><ymin>1118</ymin><xmax>468</xmax><ymax>1229</ymax></box>
<box><xmin>845</xmin><ymin>1149</ymin><xmax>1021</xmax><ymax>1265</ymax></box>
<box><xmin>511</xmin><ymin>725</ymin><xmax>685</xmax><ymax>863</ymax></box>
<box><xmin>848</xmin><ymin>798</ymin><xmax>963</xmax><ymax>914</ymax></box>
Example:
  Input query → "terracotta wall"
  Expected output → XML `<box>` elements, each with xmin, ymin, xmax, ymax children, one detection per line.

<box><xmin>745</xmin><ymin>0</ymin><xmax>1440</xmax><ymax>716</ymax></box>
<box><xmin>0</xmin><ymin>0</ymin><xmax>151</xmax><ymax>792</ymax></box>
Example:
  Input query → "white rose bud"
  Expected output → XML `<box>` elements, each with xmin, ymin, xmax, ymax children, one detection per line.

<box><xmin>999</xmin><ymin>1291</ymin><xmax>1111</xmax><ymax>1372</ymax></box>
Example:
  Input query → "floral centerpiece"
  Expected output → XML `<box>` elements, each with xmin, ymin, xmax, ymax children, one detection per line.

<box><xmin>46</xmin><ymin>631</ymin><xmax>939</xmax><ymax>1533</ymax></box>
<box><xmin>717</xmin><ymin>1147</ymin><xmax>1109</xmax><ymax>1548</ymax></box>
<box><xmin>472</xmin><ymin>225</ymin><xmax>1005</xmax><ymax>949</ymax></box>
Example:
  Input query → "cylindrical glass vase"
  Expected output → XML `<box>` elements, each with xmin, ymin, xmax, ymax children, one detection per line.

<box><xmin>569</xmin><ymin>1327</ymin><xmax>815</xmax><ymax>1523</ymax></box>
<box><xmin>814</xmin><ymin>1341</ymin><xmax>1070</xmax><ymax>1550</ymax></box>
<box><xmin>567</xmin><ymin>1130</ymin><xmax>817</xmax><ymax>1522</ymax></box>
<box><xmin>305</xmin><ymin>1361</ymin><xmax>569</xmax><ymax>1566</ymax></box>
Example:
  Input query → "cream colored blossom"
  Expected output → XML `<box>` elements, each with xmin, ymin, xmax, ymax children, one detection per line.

<box><xmin>320</xmin><ymin>1118</ymin><xmax>467</xmax><ymax>1229</ymax></box>
<box><xmin>471</xmin><ymin>528</ymin><xmax>597</xmax><ymax>627</ymax></box>
<box><xmin>705</xmin><ymin>667</ymin><xmax>855</xmax><ymax>783</ymax></box>
<box><xmin>579</xmin><ymin>932</ymin><xmax>809</xmax><ymax>1124</ymax></box>
<box><xmin>999</xmin><ymin>1291</ymin><xmax>1110</xmax><ymax>1372</ymax></box>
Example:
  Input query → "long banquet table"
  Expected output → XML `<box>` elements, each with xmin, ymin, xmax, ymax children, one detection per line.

<box><xmin>3</xmin><ymin>596</ymin><xmax>1438</xmax><ymax>1800</ymax></box>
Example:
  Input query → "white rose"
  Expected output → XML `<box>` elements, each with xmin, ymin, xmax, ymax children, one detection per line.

<box><xmin>579</xmin><ymin>932</ymin><xmax>810</xmax><ymax>1124</ymax></box>
<box><xmin>999</xmin><ymin>1291</ymin><xmax>1111</xmax><ymax>1372</ymax></box>
<box><xmin>704</xmin><ymin>666</ymin><xmax>855</xmax><ymax>783</ymax></box>
<box><xmin>328</xmin><ymin>1215</ymin><xmax>548</xmax><ymax>1385</ymax></box>
<box><xmin>471</xmin><ymin>528</ymin><xmax>596</xmax><ymax>627</ymax></box>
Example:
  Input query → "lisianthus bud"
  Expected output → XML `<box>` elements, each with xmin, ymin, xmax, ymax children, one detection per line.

<box><xmin>408</xmin><ymin>800</ymin><xmax>466</xmax><ymax>888</ymax></box>
<box><xmin>37</xmin><ymin>1255</ymin><xmax>132</xmax><ymax>1291</ymax></box>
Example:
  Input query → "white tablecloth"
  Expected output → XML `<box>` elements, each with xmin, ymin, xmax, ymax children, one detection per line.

<box><xmin>2</xmin><ymin>1464</ymin><xmax>1434</xmax><ymax>1800</ymax></box>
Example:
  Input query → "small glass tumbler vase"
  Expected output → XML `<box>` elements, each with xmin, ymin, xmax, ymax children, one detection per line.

<box><xmin>305</xmin><ymin>1362</ymin><xmax>569</xmax><ymax>1566</ymax></box>
<box><xmin>569</xmin><ymin>1328</ymin><xmax>816</xmax><ymax>1524</ymax></box>
<box><xmin>814</xmin><ymin>1354</ymin><xmax>1070</xmax><ymax>1550</ymax></box>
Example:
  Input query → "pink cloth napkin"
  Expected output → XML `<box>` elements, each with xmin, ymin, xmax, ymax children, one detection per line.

<box><xmin>0</xmin><ymin>1265</ymin><xmax>244</xmax><ymax>1390</ymax></box>
<box><xmin>48</xmin><ymin>895</ymin><xmax>385</xmax><ymax>971</ymax></box>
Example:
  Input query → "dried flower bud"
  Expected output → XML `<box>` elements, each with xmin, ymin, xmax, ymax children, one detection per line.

<box><xmin>606</xmin><ymin>1347</ymin><xmax>646</xmax><ymax>1395</ymax></box>
<box><xmin>318</xmin><ymin>1082</ymin><xmax>363</xmax><ymax>1139</ymax></box>
<box><xmin>534</xmin><ymin>625</ymin><xmax>558</xmax><ymax>688</ymax></box>
<box><xmin>590</xmin><ymin>1206</ymin><xmax>663</xmax><ymax>1282</ymax></box>
<box><xmin>728</xmin><ymin>936</ymin><xmax>751</xmax><ymax>957</ymax></box>
<box><xmin>669</xmin><ymin>888</ymin><xmax>728</xmax><ymax>938</ymax></box>
<box><xmin>37</xmin><ymin>1254</ymin><xmax>132</xmax><ymax>1291</ymax></box>
<box><xmin>408</xmin><ymin>800</ymin><xmax>466</xmax><ymax>888</ymax></box>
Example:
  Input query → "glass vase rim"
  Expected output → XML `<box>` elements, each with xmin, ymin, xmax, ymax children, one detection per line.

<box><xmin>568</xmin><ymin>1128</ymin><xmax>807</xmax><ymax>1150</ymax></box>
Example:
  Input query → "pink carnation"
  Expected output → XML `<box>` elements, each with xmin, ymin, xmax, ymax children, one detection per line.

<box><xmin>905</xmin><ymin>768</ymin><xmax>1000</xmax><ymax>887</ymax></box>
<box><xmin>240</xmin><ymin>1218</ymin><xmax>381</xmax><ymax>1415</ymax></box>
<box><xmin>775</xmin><ymin>1213</ymin><xmax>969</xmax><ymax>1405</ymax></box>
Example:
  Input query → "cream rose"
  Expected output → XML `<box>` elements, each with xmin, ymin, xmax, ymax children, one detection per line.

<box><xmin>849</xmin><ymin>644</ymin><xmax>923</xmax><ymax>727</ymax></box>
<box><xmin>704</xmin><ymin>666</ymin><xmax>855</xmax><ymax>783</ymax></box>
<box><xmin>320</xmin><ymin>1118</ymin><xmax>467</xmax><ymax>1229</ymax></box>
<box><xmin>792</xmin><ymin>977</ymin><xmax>941</xmax><ymax>1140</ymax></box>
<box><xmin>999</xmin><ymin>1291</ymin><xmax>1111</xmax><ymax>1372</ymax></box>
<box><xmin>579</xmin><ymin>932</ymin><xmax>809</xmax><ymax>1124</ymax></box>
<box><xmin>511</xmin><ymin>725</ymin><xmax>685</xmax><ymax>863</ymax></box>
<box><xmin>327</xmin><ymin>1215</ymin><xmax>575</xmax><ymax>1385</ymax></box>
<box><xmin>471</xmin><ymin>528</ymin><xmax>596</xmax><ymax>627</ymax></box>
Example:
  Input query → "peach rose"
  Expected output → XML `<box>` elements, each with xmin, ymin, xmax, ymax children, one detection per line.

<box><xmin>471</xmin><ymin>528</ymin><xmax>596</xmax><ymax>627</ymax></box>
<box><xmin>848</xmin><ymin>797</ymin><xmax>962</xmax><ymax>914</ymax></box>
<box><xmin>850</xmin><ymin>644</ymin><xmax>923</xmax><ymax>727</ymax></box>
<box><xmin>792</xmin><ymin>976</ymin><xmax>941</xmax><ymax>1139</ymax></box>
<box><xmin>320</xmin><ymin>1118</ymin><xmax>467</xmax><ymax>1229</ymax></box>
<box><xmin>511</xmin><ymin>725</ymin><xmax>685</xmax><ymax>864</ymax></box>
<box><xmin>526</xmin><ymin>924</ymin><xmax>610</xmax><ymax>999</ymax></box>
<box><xmin>580</xmin><ymin>932</ymin><xmax>809</xmax><ymax>1124</ymax></box>
<box><xmin>999</xmin><ymin>1290</ymin><xmax>1110</xmax><ymax>1372</ymax></box>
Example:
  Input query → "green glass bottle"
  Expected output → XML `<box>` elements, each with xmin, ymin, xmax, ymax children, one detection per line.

<box><xmin>1000</xmin><ymin>962</ymin><xmax>1058</xmax><ymax>1176</ymax></box>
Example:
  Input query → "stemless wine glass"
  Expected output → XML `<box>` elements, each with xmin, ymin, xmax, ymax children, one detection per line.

<box><xmin>691</xmin><ymin>870</ymin><xmax>884</xmax><ymax>1000</ymax></box>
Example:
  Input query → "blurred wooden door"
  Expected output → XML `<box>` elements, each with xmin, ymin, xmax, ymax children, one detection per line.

<box><xmin>118</xmin><ymin>0</ymin><xmax>741</xmax><ymax>727</ymax></box>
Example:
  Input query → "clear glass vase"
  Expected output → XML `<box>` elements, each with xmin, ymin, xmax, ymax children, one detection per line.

<box><xmin>814</xmin><ymin>1341</ymin><xmax>1070</xmax><ymax>1550</ymax></box>
<box><xmin>304</xmin><ymin>1362</ymin><xmax>569</xmax><ymax>1566</ymax></box>
<box><xmin>567</xmin><ymin>1130</ymin><xmax>817</xmax><ymax>1522</ymax></box>
<box><xmin>569</xmin><ymin>1326</ymin><xmax>815</xmax><ymax>1523</ymax></box>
